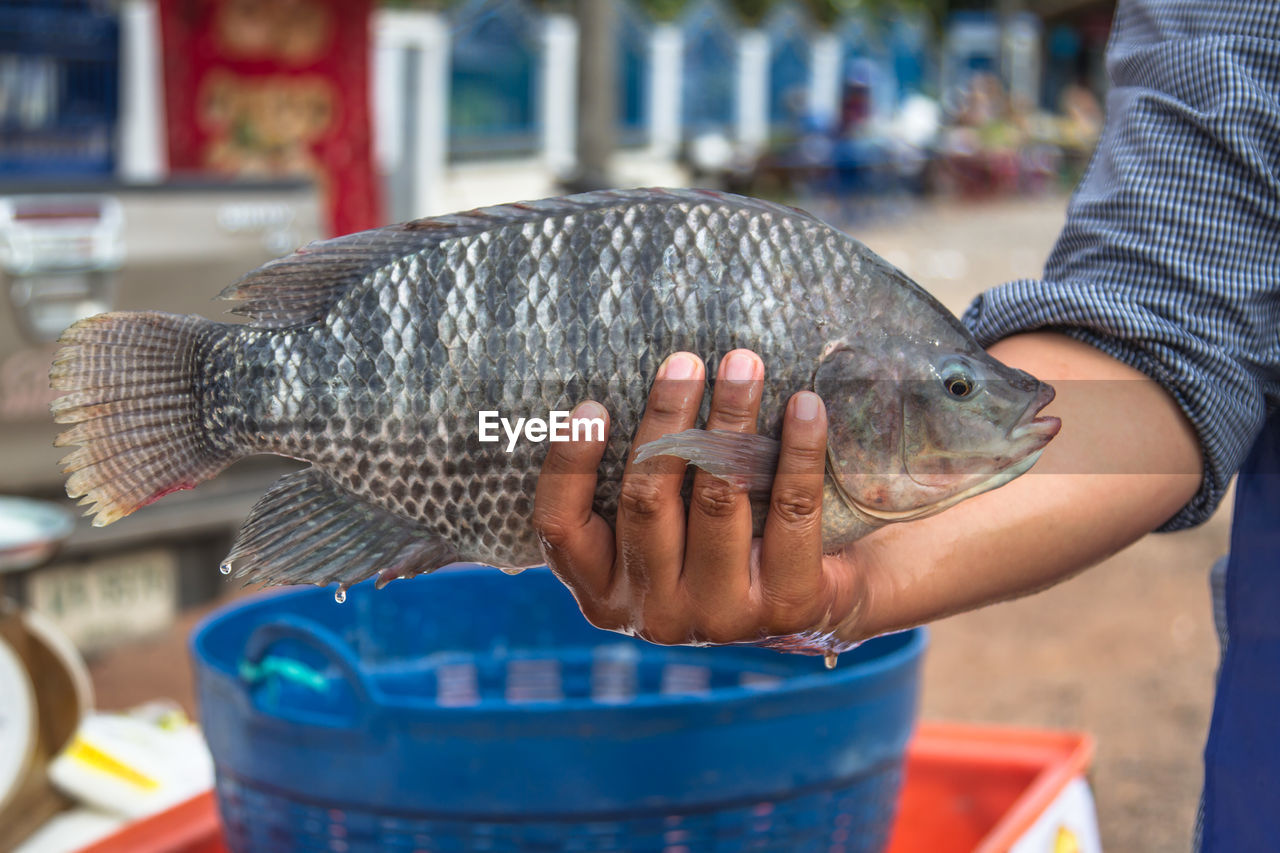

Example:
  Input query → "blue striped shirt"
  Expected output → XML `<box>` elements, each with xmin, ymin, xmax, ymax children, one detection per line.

<box><xmin>962</xmin><ymin>0</ymin><xmax>1280</xmax><ymax>530</ymax></box>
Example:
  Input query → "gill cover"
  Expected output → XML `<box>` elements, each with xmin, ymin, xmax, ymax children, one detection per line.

<box><xmin>813</xmin><ymin>338</ymin><xmax>919</xmax><ymax>522</ymax></box>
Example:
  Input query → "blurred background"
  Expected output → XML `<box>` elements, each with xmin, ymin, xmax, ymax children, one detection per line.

<box><xmin>0</xmin><ymin>1</ymin><xmax>1224</xmax><ymax>851</ymax></box>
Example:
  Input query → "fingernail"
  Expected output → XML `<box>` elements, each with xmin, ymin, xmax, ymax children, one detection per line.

<box><xmin>793</xmin><ymin>392</ymin><xmax>822</xmax><ymax>422</ymax></box>
<box><xmin>660</xmin><ymin>353</ymin><xmax>698</xmax><ymax>380</ymax></box>
<box><xmin>723</xmin><ymin>350</ymin><xmax>758</xmax><ymax>382</ymax></box>
<box><xmin>573</xmin><ymin>401</ymin><xmax>606</xmax><ymax>423</ymax></box>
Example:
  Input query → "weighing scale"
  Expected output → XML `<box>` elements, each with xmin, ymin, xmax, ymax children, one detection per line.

<box><xmin>0</xmin><ymin>495</ymin><xmax>89</xmax><ymax>849</ymax></box>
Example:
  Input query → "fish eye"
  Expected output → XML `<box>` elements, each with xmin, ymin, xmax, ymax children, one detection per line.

<box><xmin>939</xmin><ymin>358</ymin><xmax>980</xmax><ymax>400</ymax></box>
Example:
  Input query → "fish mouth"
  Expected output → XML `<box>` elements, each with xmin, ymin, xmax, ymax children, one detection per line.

<box><xmin>1009</xmin><ymin>381</ymin><xmax>1061</xmax><ymax>445</ymax></box>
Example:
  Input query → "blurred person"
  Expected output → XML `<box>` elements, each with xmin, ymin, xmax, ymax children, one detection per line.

<box><xmin>941</xmin><ymin>72</ymin><xmax>1025</xmax><ymax>196</ymax></box>
<box><xmin>1057</xmin><ymin>79</ymin><xmax>1104</xmax><ymax>185</ymax></box>
<box><xmin>829</xmin><ymin>60</ymin><xmax>894</xmax><ymax>211</ymax></box>
<box><xmin>1058</xmin><ymin>80</ymin><xmax>1102</xmax><ymax>145</ymax></box>
<box><xmin>533</xmin><ymin>1</ymin><xmax>1278</xmax><ymax>849</ymax></box>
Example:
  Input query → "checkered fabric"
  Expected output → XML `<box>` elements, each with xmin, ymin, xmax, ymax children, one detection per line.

<box><xmin>961</xmin><ymin>0</ymin><xmax>1280</xmax><ymax>530</ymax></box>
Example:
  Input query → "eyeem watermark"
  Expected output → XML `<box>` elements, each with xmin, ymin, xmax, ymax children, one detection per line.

<box><xmin>478</xmin><ymin>410</ymin><xmax>606</xmax><ymax>452</ymax></box>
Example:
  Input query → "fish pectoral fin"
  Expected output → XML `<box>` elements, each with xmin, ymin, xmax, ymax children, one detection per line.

<box><xmin>633</xmin><ymin>429</ymin><xmax>779</xmax><ymax>499</ymax></box>
<box><xmin>224</xmin><ymin>468</ymin><xmax>458</xmax><ymax>594</ymax></box>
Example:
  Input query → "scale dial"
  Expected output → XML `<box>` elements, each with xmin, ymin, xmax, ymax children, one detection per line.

<box><xmin>0</xmin><ymin>635</ymin><xmax>36</xmax><ymax>812</ymax></box>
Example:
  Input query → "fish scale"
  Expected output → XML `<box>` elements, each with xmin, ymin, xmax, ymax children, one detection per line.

<box><xmin>50</xmin><ymin>188</ymin><xmax>1059</xmax><ymax>595</ymax></box>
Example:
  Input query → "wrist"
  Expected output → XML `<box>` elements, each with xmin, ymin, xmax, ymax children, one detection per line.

<box><xmin>825</xmin><ymin>538</ymin><xmax>887</xmax><ymax>646</ymax></box>
<box><xmin>750</xmin><ymin>545</ymin><xmax>880</xmax><ymax>657</ymax></box>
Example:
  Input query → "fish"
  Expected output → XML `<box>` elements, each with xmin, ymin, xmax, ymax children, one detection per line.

<box><xmin>49</xmin><ymin>188</ymin><xmax>1060</xmax><ymax>598</ymax></box>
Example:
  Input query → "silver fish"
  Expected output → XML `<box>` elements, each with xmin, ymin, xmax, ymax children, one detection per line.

<box><xmin>50</xmin><ymin>189</ymin><xmax>1059</xmax><ymax>596</ymax></box>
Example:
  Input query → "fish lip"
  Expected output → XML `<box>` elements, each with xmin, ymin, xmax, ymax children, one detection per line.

<box><xmin>1009</xmin><ymin>382</ymin><xmax>1061</xmax><ymax>444</ymax></box>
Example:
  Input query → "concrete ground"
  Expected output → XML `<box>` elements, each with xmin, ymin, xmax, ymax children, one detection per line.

<box><xmin>87</xmin><ymin>193</ymin><xmax>1227</xmax><ymax>852</ymax></box>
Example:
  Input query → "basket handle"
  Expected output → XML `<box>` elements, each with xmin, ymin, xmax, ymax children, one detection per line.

<box><xmin>241</xmin><ymin>614</ymin><xmax>379</xmax><ymax>724</ymax></box>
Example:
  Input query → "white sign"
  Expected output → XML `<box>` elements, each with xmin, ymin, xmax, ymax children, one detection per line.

<box><xmin>28</xmin><ymin>548</ymin><xmax>178</xmax><ymax>653</ymax></box>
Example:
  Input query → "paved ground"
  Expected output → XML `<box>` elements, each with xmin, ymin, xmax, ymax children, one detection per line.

<box><xmin>87</xmin><ymin>193</ymin><xmax>1227</xmax><ymax>852</ymax></box>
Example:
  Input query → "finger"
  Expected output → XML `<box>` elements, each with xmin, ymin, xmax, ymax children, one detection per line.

<box><xmin>533</xmin><ymin>401</ymin><xmax>618</xmax><ymax>614</ymax></box>
<box><xmin>758</xmin><ymin>391</ymin><xmax>828</xmax><ymax>628</ymax></box>
<box><xmin>683</xmin><ymin>350</ymin><xmax>764</xmax><ymax>622</ymax></box>
<box><xmin>616</xmin><ymin>352</ymin><xmax>705</xmax><ymax>605</ymax></box>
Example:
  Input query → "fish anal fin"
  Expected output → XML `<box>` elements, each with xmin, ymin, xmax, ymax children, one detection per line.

<box><xmin>225</xmin><ymin>468</ymin><xmax>458</xmax><ymax>593</ymax></box>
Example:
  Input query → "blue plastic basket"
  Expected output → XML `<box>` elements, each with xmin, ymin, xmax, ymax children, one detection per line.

<box><xmin>192</xmin><ymin>567</ymin><xmax>925</xmax><ymax>852</ymax></box>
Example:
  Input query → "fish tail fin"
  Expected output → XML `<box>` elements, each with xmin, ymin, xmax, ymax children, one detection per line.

<box><xmin>50</xmin><ymin>311</ymin><xmax>236</xmax><ymax>526</ymax></box>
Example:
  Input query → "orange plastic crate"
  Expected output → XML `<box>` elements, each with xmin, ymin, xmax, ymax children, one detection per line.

<box><xmin>82</xmin><ymin>721</ymin><xmax>1094</xmax><ymax>853</ymax></box>
<box><xmin>886</xmin><ymin>722</ymin><xmax>1094</xmax><ymax>853</ymax></box>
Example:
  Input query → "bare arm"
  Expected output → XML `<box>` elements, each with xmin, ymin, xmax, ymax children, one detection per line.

<box><xmin>836</xmin><ymin>330</ymin><xmax>1203</xmax><ymax>642</ymax></box>
<box><xmin>532</xmin><ymin>333</ymin><xmax>1204</xmax><ymax>650</ymax></box>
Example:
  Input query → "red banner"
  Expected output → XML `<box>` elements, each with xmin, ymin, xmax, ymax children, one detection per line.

<box><xmin>159</xmin><ymin>0</ymin><xmax>381</xmax><ymax>236</ymax></box>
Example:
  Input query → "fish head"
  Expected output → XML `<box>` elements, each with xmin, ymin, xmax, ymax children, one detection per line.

<box><xmin>815</xmin><ymin>336</ymin><xmax>1060</xmax><ymax>524</ymax></box>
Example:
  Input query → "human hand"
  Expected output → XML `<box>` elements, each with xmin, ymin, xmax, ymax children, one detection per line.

<box><xmin>532</xmin><ymin>349</ymin><xmax>862</xmax><ymax>655</ymax></box>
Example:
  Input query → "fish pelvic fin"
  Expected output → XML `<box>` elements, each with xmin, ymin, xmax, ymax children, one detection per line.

<box><xmin>633</xmin><ymin>429</ymin><xmax>780</xmax><ymax>499</ymax></box>
<box><xmin>50</xmin><ymin>311</ymin><xmax>236</xmax><ymax>526</ymax></box>
<box><xmin>224</xmin><ymin>468</ymin><xmax>460</xmax><ymax>594</ymax></box>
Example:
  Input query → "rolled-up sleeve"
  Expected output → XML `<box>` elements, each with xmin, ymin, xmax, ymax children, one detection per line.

<box><xmin>961</xmin><ymin>0</ymin><xmax>1280</xmax><ymax>530</ymax></box>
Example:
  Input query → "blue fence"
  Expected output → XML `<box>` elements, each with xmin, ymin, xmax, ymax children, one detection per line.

<box><xmin>767</xmin><ymin>5</ymin><xmax>812</xmax><ymax>130</ymax></box>
<box><xmin>617</xmin><ymin>1</ymin><xmax>649</xmax><ymax>144</ymax></box>
<box><xmin>0</xmin><ymin>0</ymin><xmax>119</xmax><ymax>176</ymax></box>
<box><xmin>448</xmin><ymin>0</ymin><xmax>542</xmax><ymax>159</ymax></box>
<box><xmin>681</xmin><ymin>0</ymin><xmax>738</xmax><ymax>135</ymax></box>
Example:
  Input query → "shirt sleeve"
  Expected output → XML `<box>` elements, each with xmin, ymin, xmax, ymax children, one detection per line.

<box><xmin>961</xmin><ymin>0</ymin><xmax>1280</xmax><ymax>530</ymax></box>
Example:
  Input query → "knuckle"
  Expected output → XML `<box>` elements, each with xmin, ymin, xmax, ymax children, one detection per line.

<box><xmin>539</xmin><ymin>444</ymin><xmax>584</xmax><ymax>476</ymax></box>
<box><xmin>643</xmin><ymin>623</ymin><xmax>690</xmax><ymax>646</ymax></box>
<box><xmin>637</xmin><ymin>601</ymin><xmax>691</xmax><ymax>647</ymax></box>
<box><xmin>770</xmin><ymin>486</ymin><xmax>821</xmax><ymax>524</ymax></box>
<box><xmin>647</xmin><ymin>375</ymin><xmax>704</xmax><ymax>419</ymax></box>
<box><xmin>644</xmin><ymin>399</ymin><xmax>696</xmax><ymax>425</ymax></box>
<box><xmin>530</xmin><ymin>514</ymin><xmax>574</xmax><ymax>552</ymax></box>
<box><xmin>708</xmin><ymin>396</ymin><xmax>757</xmax><ymax>427</ymax></box>
<box><xmin>699</xmin><ymin>619</ymin><xmax>748</xmax><ymax>646</ymax></box>
<box><xmin>781</xmin><ymin>441</ymin><xmax>826</xmax><ymax>468</ymax></box>
<box><xmin>619</xmin><ymin>476</ymin><xmax>666</xmax><ymax>519</ymax></box>
<box><xmin>690</xmin><ymin>478</ymin><xmax>742</xmax><ymax>519</ymax></box>
<box><xmin>760</xmin><ymin>585</ymin><xmax>827</xmax><ymax>634</ymax></box>
<box><xmin>579</xmin><ymin>602</ymin><xmax>622</xmax><ymax>632</ymax></box>
<box><xmin>765</xmin><ymin>608</ymin><xmax>814</xmax><ymax>636</ymax></box>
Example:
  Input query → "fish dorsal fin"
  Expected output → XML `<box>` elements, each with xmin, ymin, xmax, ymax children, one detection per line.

<box><xmin>220</xmin><ymin>188</ymin><xmax>822</xmax><ymax>329</ymax></box>
<box><xmin>218</xmin><ymin>225</ymin><xmax>436</xmax><ymax>328</ymax></box>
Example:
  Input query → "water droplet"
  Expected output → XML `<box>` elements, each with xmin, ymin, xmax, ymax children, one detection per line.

<box><xmin>824</xmin><ymin>652</ymin><xmax>839</xmax><ymax>670</ymax></box>
<box><xmin>334</xmin><ymin>587</ymin><xmax>347</xmax><ymax>604</ymax></box>
<box><xmin>219</xmin><ymin>560</ymin><xmax>233</xmax><ymax>576</ymax></box>
<box><xmin>500</xmin><ymin>567</ymin><xmax>526</xmax><ymax>576</ymax></box>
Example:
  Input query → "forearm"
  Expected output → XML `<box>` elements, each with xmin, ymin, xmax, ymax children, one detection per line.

<box><xmin>838</xmin><ymin>331</ymin><xmax>1204</xmax><ymax>643</ymax></box>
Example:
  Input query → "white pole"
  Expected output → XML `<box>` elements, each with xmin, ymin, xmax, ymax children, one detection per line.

<box><xmin>374</xmin><ymin>10</ymin><xmax>450</xmax><ymax>218</ymax></box>
<box><xmin>648</xmin><ymin>23</ymin><xmax>683</xmax><ymax>157</ymax></box>
<box><xmin>118</xmin><ymin>0</ymin><xmax>166</xmax><ymax>182</ymax></box>
<box><xmin>736</xmin><ymin>30</ymin><xmax>769</xmax><ymax>152</ymax></box>
<box><xmin>372</xmin><ymin>36</ymin><xmax>406</xmax><ymax>174</ymax></box>
<box><xmin>809</xmin><ymin>33</ymin><xmax>841</xmax><ymax>128</ymax></box>
<box><xmin>414</xmin><ymin>15</ymin><xmax>450</xmax><ymax>217</ymax></box>
<box><xmin>541</xmin><ymin>13</ymin><xmax>579</xmax><ymax>176</ymax></box>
